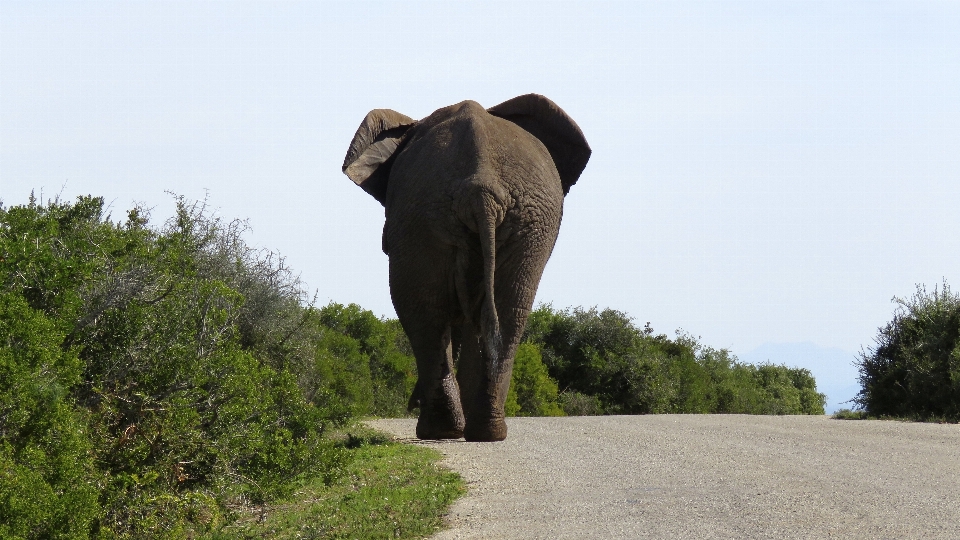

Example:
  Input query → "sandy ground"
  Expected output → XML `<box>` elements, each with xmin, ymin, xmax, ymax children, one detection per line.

<box><xmin>366</xmin><ymin>415</ymin><xmax>960</xmax><ymax>539</ymax></box>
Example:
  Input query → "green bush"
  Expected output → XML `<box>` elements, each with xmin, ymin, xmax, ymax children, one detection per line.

<box><xmin>556</xmin><ymin>391</ymin><xmax>604</xmax><ymax>416</ymax></box>
<box><xmin>302</xmin><ymin>317</ymin><xmax>374</xmax><ymax>424</ymax></box>
<box><xmin>0</xmin><ymin>195</ymin><xmax>355</xmax><ymax>538</ymax></box>
<box><xmin>317</xmin><ymin>303</ymin><xmax>417</xmax><ymax>417</ymax></box>
<box><xmin>832</xmin><ymin>408</ymin><xmax>868</xmax><ymax>420</ymax></box>
<box><xmin>715</xmin><ymin>362</ymin><xmax>825</xmax><ymax>415</ymax></box>
<box><xmin>855</xmin><ymin>282</ymin><xmax>960</xmax><ymax>421</ymax></box>
<box><xmin>505</xmin><ymin>343</ymin><xmax>564</xmax><ymax>417</ymax></box>
<box><xmin>0</xmin><ymin>293</ymin><xmax>100</xmax><ymax>540</ymax></box>
<box><xmin>523</xmin><ymin>305</ymin><xmax>825</xmax><ymax>416</ymax></box>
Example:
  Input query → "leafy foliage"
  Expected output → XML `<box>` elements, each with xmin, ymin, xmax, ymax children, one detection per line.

<box><xmin>316</xmin><ymin>303</ymin><xmax>417</xmax><ymax>418</ymax></box>
<box><xmin>832</xmin><ymin>408</ymin><xmax>869</xmax><ymax>420</ymax></box>
<box><xmin>855</xmin><ymin>282</ymin><xmax>960</xmax><ymax>421</ymax></box>
<box><xmin>0</xmin><ymin>292</ymin><xmax>100</xmax><ymax>540</ymax></box>
<box><xmin>522</xmin><ymin>305</ymin><xmax>826</xmax><ymax>416</ymax></box>
<box><xmin>505</xmin><ymin>343</ymin><xmax>564</xmax><ymax>417</ymax></box>
<box><xmin>0</xmin><ymin>194</ymin><xmax>413</xmax><ymax>538</ymax></box>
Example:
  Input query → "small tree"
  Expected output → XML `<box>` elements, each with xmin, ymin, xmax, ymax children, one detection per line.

<box><xmin>855</xmin><ymin>282</ymin><xmax>960</xmax><ymax>421</ymax></box>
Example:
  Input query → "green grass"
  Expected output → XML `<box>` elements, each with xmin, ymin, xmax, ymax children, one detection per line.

<box><xmin>207</xmin><ymin>428</ymin><xmax>465</xmax><ymax>539</ymax></box>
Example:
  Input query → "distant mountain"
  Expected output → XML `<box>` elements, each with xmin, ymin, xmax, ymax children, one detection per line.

<box><xmin>736</xmin><ymin>342</ymin><xmax>860</xmax><ymax>414</ymax></box>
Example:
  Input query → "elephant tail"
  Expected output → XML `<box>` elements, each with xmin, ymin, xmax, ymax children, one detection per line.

<box><xmin>476</xmin><ymin>192</ymin><xmax>503</xmax><ymax>375</ymax></box>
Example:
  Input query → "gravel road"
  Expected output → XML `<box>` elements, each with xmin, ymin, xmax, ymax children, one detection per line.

<box><xmin>367</xmin><ymin>415</ymin><xmax>960</xmax><ymax>539</ymax></box>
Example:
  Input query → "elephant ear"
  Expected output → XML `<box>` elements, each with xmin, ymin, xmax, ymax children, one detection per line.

<box><xmin>487</xmin><ymin>94</ymin><xmax>591</xmax><ymax>194</ymax></box>
<box><xmin>342</xmin><ymin>109</ymin><xmax>416</xmax><ymax>205</ymax></box>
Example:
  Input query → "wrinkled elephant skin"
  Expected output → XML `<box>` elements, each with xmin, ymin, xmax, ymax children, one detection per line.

<box><xmin>341</xmin><ymin>94</ymin><xmax>590</xmax><ymax>441</ymax></box>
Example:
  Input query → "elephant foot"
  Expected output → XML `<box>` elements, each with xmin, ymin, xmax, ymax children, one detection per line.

<box><xmin>415</xmin><ymin>417</ymin><xmax>464</xmax><ymax>440</ymax></box>
<box><xmin>416</xmin><ymin>403</ymin><xmax>465</xmax><ymax>440</ymax></box>
<box><xmin>463</xmin><ymin>417</ymin><xmax>507</xmax><ymax>442</ymax></box>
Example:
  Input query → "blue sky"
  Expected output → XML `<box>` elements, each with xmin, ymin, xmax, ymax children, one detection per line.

<box><xmin>3</xmin><ymin>1</ymin><xmax>959</xmax><ymax>412</ymax></box>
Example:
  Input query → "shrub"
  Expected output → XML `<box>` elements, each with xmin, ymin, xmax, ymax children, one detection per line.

<box><xmin>855</xmin><ymin>282</ymin><xmax>960</xmax><ymax>421</ymax></box>
<box><xmin>523</xmin><ymin>305</ymin><xmax>825</xmax><ymax>416</ymax></box>
<box><xmin>832</xmin><ymin>408</ymin><xmax>868</xmax><ymax>420</ymax></box>
<box><xmin>505</xmin><ymin>343</ymin><xmax>564</xmax><ymax>417</ymax></box>
<box><xmin>0</xmin><ymin>293</ymin><xmax>100</xmax><ymax>540</ymax></box>
<box><xmin>317</xmin><ymin>303</ymin><xmax>417</xmax><ymax>417</ymax></box>
<box><xmin>302</xmin><ymin>318</ymin><xmax>374</xmax><ymax>424</ymax></box>
<box><xmin>524</xmin><ymin>305</ymin><xmax>642</xmax><ymax>401</ymax></box>
<box><xmin>730</xmin><ymin>363</ymin><xmax>825</xmax><ymax>415</ymax></box>
<box><xmin>557</xmin><ymin>391</ymin><xmax>604</xmax><ymax>416</ymax></box>
<box><xmin>0</xmin><ymin>194</ymin><xmax>352</xmax><ymax>537</ymax></box>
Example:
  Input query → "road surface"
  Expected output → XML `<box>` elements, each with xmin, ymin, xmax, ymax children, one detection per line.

<box><xmin>367</xmin><ymin>415</ymin><xmax>960</xmax><ymax>539</ymax></box>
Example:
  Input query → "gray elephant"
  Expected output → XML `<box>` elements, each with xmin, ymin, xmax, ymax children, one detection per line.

<box><xmin>341</xmin><ymin>94</ymin><xmax>590</xmax><ymax>441</ymax></box>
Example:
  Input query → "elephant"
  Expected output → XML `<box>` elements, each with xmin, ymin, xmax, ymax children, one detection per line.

<box><xmin>341</xmin><ymin>94</ymin><xmax>590</xmax><ymax>441</ymax></box>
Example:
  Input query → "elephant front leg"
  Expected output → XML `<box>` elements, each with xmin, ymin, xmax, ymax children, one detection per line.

<box><xmin>409</xmin><ymin>326</ymin><xmax>465</xmax><ymax>440</ymax></box>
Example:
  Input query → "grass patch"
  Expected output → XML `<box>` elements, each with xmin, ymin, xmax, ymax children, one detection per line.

<box><xmin>208</xmin><ymin>427</ymin><xmax>465</xmax><ymax>539</ymax></box>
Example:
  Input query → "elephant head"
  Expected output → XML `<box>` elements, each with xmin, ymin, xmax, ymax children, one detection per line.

<box><xmin>342</xmin><ymin>94</ymin><xmax>590</xmax><ymax>441</ymax></box>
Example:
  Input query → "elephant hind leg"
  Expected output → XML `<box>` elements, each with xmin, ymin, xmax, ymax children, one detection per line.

<box><xmin>456</xmin><ymin>322</ymin><xmax>509</xmax><ymax>442</ymax></box>
<box><xmin>409</xmin><ymin>325</ymin><xmax>465</xmax><ymax>440</ymax></box>
<box><xmin>453</xmin><ymin>323</ymin><xmax>482</xmax><ymax>422</ymax></box>
<box><xmin>389</xmin><ymin>244</ymin><xmax>465</xmax><ymax>439</ymax></box>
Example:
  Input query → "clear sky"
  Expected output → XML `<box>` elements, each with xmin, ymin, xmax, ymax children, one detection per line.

<box><xmin>3</xmin><ymin>1</ymin><xmax>959</xmax><ymax>412</ymax></box>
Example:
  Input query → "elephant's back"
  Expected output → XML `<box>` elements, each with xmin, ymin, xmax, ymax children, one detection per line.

<box><xmin>387</xmin><ymin>101</ymin><xmax>562</xmax><ymax>211</ymax></box>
